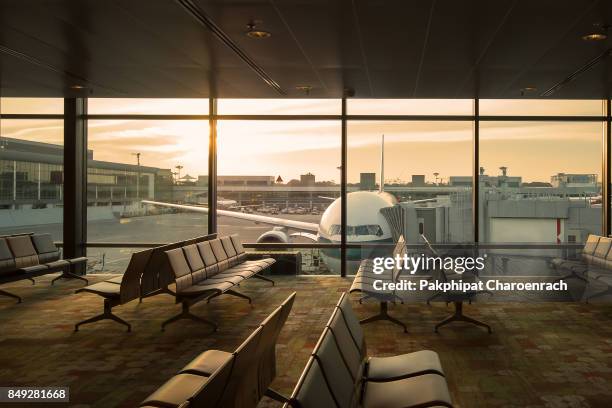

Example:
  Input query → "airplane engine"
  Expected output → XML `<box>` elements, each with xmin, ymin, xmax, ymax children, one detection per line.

<box><xmin>256</xmin><ymin>227</ymin><xmax>290</xmax><ymax>243</ymax></box>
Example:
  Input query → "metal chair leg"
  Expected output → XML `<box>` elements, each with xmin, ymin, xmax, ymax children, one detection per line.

<box><xmin>252</xmin><ymin>274</ymin><xmax>275</xmax><ymax>286</ymax></box>
<box><xmin>225</xmin><ymin>289</ymin><xmax>252</xmax><ymax>304</ymax></box>
<box><xmin>139</xmin><ymin>286</ymin><xmax>175</xmax><ymax>303</ymax></box>
<box><xmin>0</xmin><ymin>289</ymin><xmax>22</xmax><ymax>303</ymax></box>
<box><xmin>52</xmin><ymin>272</ymin><xmax>88</xmax><ymax>286</ymax></box>
<box><xmin>161</xmin><ymin>301</ymin><xmax>218</xmax><ymax>332</ymax></box>
<box><xmin>74</xmin><ymin>299</ymin><xmax>130</xmax><ymax>332</ymax></box>
<box><xmin>360</xmin><ymin>301</ymin><xmax>407</xmax><ymax>333</ymax></box>
<box><xmin>435</xmin><ymin>301</ymin><xmax>491</xmax><ymax>334</ymax></box>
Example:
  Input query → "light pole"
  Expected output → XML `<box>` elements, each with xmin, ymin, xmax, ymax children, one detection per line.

<box><xmin>175</xmin><ymin>165</ymin><xmax>183</xmax><ymax>184</ymax></box>
<box><xmin>132</xmin><ymin>152</ymin><xmax>141</xmax><ymax>199</ymax></box>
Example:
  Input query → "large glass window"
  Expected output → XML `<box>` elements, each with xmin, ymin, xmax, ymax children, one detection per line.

<box><xmin>87</xmin><ymin>120</ymin><xmax>209</xmax><ymax>247</ymax></box>
<box><xmin>479</xmin><ymin>121</ymin><xmax>603</xmax><ymax>244</ymax></box>
<box><xmin>88</xmin><ymin>98</ymin><xmax>208</xmax><ymax>115</ymax></box>
<box><xmin>480</xmin><ymin>99</ymin><xmax>602</xmax><ymax>116</ymax></box>
<box><xmin>0</xmin><ymin>118</ymin><xmax>64</xmax><ymax>240</ymax></box>
<box><xmin>348</xmin><ymin>99</ymin><xmax>473</xmax><ymax>115</ymax></box>
<box><xmin>217</xmin><ymin>119</ymin><xmax>341</xmax><ymax>274</ymax></box>
<box><xmin>347</xmin><ymin>120</ymin><xmax>473</xmax><ymax>274</ymax></box>
<box><xmin>0</xmin><ymin>98</ymin><xmax>64</xmax><ymax>114</ymax></box>
<box><xmin>218</xmin><ymin>99</ymin><xmax>341</xmax><ymax>115</ymax></box>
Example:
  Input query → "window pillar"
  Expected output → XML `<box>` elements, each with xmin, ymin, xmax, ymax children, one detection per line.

<box><xmin>63</xmin><ymin>98</ymin><xmax>87</xmax><ymax>273</ymax></box>
<box><xmin>341</xmin><ymin>97</ymin><xmax>347</xmax><ymax>277</ymax></box>
<box><xmin>208</xmin><ymin>97</ymin><xmax>217</xmax><ymax>234</ymax></box>
<box><xmin>603</xmin><ymin>99</ymin><xmax>611</xmax><ymax>236</ymax></box>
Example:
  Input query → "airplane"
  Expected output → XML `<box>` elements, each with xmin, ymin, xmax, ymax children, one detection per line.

<box><xmin>143</xmin><ymin>135</ymin><xmax>437</xmax><ymax>274</ymax></box>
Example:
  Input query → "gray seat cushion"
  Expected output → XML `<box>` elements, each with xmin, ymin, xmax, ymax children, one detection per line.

<box><xmin>180</xmin><ymin>350</ymin><xmax>233</xmax><ymax>376</ymax></box>
<box><xmin>106</xmin><ymin>276</ymin><xmax>124</xmax><ymax>284</ymax></box>
<box><xmin>31</xmin><ymin>234</ymin><xmax>60</xmax><ymax>263</ymax></box>
<box><xmin>181</xmin><ymin>281</ymin><xmax>232</xmax><ymax>296</ymax></box>
<box><xmin>19</xmin><ymin>264</ymin><xmax>49</xmax><ymax>274</ymax></box>
<box><xmin>367</xmin><ymin>350</ymin><xmax>444</xmax><ymax>381</ymax></box>
<box><xmin>78</xmin><ymin>282</ymin><xmax>121</xmax><ymax>298</ymax></box>
<box><xmin>7</xmin><ymin>235</ymin><xmax>40</xmax><ymax>269</ymax></box>
<box><xmin>141</xmin><ymin>373</ymin><xmax>209</xmax><ymax>408</ymax></box>
<box><xmin>363</xmin><ymin>373</ymin><xmax>452</xmax><ymax>408</ymax></box>
<box><xmin>45</xmin><ymin>260</ymin><xmax>70</xmax><ymax>270</ymax></box>
<box><xmin>216</xmin><ymin>269</ymin><xmax>253</xmax><ymax>279</ymax></box>
<box><xmin>67</xmin><ymin>256</ymin><xmax>88</xmax><ymax>264</ymax></box>
<box><xmin>204</xmin><ymin>275</ymin><xmax>243</xmax><ymax>285</ymax></box>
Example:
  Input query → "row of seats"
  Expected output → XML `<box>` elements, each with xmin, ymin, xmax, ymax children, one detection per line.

<box><xmin>74</xmin><ymin>234</ymin><xmax>221</xmax><ymax>332</ymax></box>
<box><xmin>0</xmin><ymin>233</ymin><xmax>87</xmax><ymax>303</ymax></box>
<box><xmin>552</xmin><ymin>234</ymin><xmax>612</xmax><ymax>301</ymax></box>
<box><xmin>140</xmin><ymin>292</ymin><xmax>296</xmax><ymax>408</ymax></box>
<box><xmin>349</xmin><ymin>236</ymin><xmax>408</xmax><ymax>332</ymax></box>
<box><xmin>162</xmin><ymin>235</ymin><xmax>275</xmax><ymax>331</ymax></box>
<box><xmin>284</xmin><ymin>292</ymin><xmax>453</xmax><ymax>408</ymax></box>
<box><xmin>74</xmin><ymin>234</ymin><xmax>275</xmax><ymax>332</ymax></box>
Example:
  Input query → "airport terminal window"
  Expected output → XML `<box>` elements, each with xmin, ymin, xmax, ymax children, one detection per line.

<box><xmin>217</xmin><ymin>99</ymin><xmax>341</xmax><ymax>115</ymax></box>
<box><xmin>88</xmin><ymin>98</ymin><xmax>209</xmax><ymax>115</ymax></box>
<box><xmin>87</xmin><ymin>120</ymin><xmax>209</xmax><ymax>253</ymax></box>
<box><xmin>217</xmin><ymin>119</ymin><xmax>341</xmax><ymax>274</ymax></box>
<box><xmin>0</xmin><ymin>119</ymin><xmax>64</xmax><ymax>240</ymax></box>
<box><xmin>347</xmin><ymin>99</ymin><xmax>473</xmax><ymax>115</ymax></box>
<box><xmin>0</xmin><ymin>97</ymin><xmax>63</xmax><ymax>114</ymax></box>
<box><xmin>479</xmin><ymin>121</ymin><xmax>602</xmax><ymax>245</ymax></box>
<box><xmin>346</xmin><ymin>120</ymin><xmax>473</xmax><ymax>274</ymax></box>
<box><xmin>479</xmin><ymin>99</ymin><xmax>603</xmax><ymax>116</ymax></box>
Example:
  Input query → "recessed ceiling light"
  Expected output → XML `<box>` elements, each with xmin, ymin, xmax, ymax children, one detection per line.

<box><xmin>70</xmin><ymin>85</ymin><xmax>85</xmax><ymax>89</ymax></box>
<box><xmin>582</xmin><ymin>23</ymin><xmax>609</xmax><ymax>41</ymax></box>
<box><xmin>246</xmin><ymin>21</ymin><xmax>271</xmax><ymax>39</ymax></box>
<box><xmin>295</xmin><ymin>85</ymin><xmax>313</xmax><ymax>93</ymax></box>
<box><xmin>582</xmin><ymin>32</ymin><xmax>608</xmax><ymax>41</ymax></box>
<box><xmin>520</xmin><ymin>86</ymin><xmax>537</xmax><ymax>96</ymax></box>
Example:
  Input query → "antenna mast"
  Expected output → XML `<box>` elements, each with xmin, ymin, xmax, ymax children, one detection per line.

<box><xmin>379</xmin><ymin>134</ymin><xmax>385</xmax><ymax>193</ymax></box>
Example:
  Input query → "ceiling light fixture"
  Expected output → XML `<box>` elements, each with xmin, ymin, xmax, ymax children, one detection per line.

<box><xmin>582</xmin><ymin>23</ymin><xmax>609</xmax><ymax>41</ymax></box>
<box><xmin>70</xmin><ymin>85</ymin><xmax>85</xmax><ymax>89</ymax></box>
<box><xmin>520</xmin><ymin>86</ymin><xmax>537</xmax><ymax>96</ymax></box>
<box><xmin>295</xmin><ymin>85</ymin><xmax>312</xmax><ymax>95</ymax></box>
<box><xmin>246</xmin><ymin>21</ymin><xmax>271</xmax><ymax>39</ymax></box>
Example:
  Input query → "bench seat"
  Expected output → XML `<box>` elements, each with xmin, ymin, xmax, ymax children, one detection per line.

<box><xmin>78</xmin><ymin>281</ymin><xmax>122</xmax><ymax>298</ymax></box>
<box><xmin>285</xmin><ymin>292</ymin><xmax>452</xmax><ymax>408</ymax></box>
<box><xmin>160</xmin><ymin>235</ymin><xmax>276</xmax><ymax>331</ymax></box>
<box><xmin>367</xmin><ymin>350</ymin><xmax>444</xmax><ymax>381</ymax></box>
<box><xmin>106</xmin><ymin>275</ymin><xmax>124</xmax><ymax>284</ymax></box>
<box><xmin>180</xmin><ymin>350</ymin><xmax>233</xmax><ymax>376</ymax></box>
<box><xmin>141</xmin><ymin>293</ymin><xmax>295</xmax><ymax>408</ymax></box>
<box><xmin>142</xmin><ymin>373</ymin><xmax>210</xmax><ymax>408</ymax></box>
<box><xmin>363</xmin><ymin>373</ymin><xmax>452</xmax><ymax>408</ymax></box>
<box><xmin>180</xmin><ymin>281</ymin><xmax>232</xmax><ymax>296</ymax></box>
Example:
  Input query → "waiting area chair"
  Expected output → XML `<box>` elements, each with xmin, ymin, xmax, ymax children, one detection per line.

<box><xmin>284</xmin><ymin>292</ymin><xmax>453</xmax><ymax>408</ymax></box>
<box><xmin>140</xmin><ymin>292</ymin><xmax>296</xmax><ymax>408</ymax></box>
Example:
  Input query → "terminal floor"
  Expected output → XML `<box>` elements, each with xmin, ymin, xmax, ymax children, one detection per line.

<box><xmin>0</xmin><ymin>274</ymin><xmax>611</xmax><ymax>408</ymax></box>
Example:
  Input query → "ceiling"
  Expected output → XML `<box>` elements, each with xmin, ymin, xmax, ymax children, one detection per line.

<box><xmin>1</xmin><ymin>0</ymin><xmax>612</xmax><ymax>99</ymax></box>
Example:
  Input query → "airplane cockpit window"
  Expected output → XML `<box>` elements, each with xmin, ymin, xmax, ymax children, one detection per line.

<box><xmin>328</xmin><ymin>224</ymin><xmax>383</xmax><ymax>236</ymax></box>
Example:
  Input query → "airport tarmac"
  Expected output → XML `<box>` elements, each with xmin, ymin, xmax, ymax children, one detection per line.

<box><xmin>0</xmin><ymin>212</ymin><xmax>327</xmax><ymax>274</ymax></box>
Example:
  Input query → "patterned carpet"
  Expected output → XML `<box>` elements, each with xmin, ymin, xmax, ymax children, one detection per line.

<box><xmin>0</xmin><ymin>274</ymin><xmax>611</xmax><ymax>408</ymax></box>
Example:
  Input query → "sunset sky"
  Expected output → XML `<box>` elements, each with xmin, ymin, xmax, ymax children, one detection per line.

<box><xmin>0</xmin><ymin>98</ymin><xmax>604</xmax><ymax>183</ymax></box>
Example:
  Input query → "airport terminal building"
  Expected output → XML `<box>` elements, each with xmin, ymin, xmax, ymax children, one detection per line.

<box><xmin>1</xmin><ymin>1</ymin><xmax>612</xmax><ymax>407</ymax></box>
